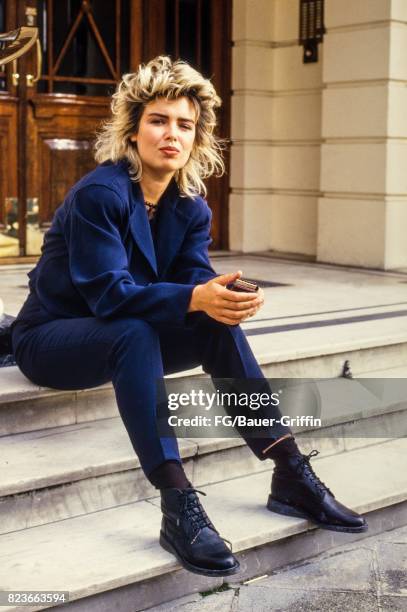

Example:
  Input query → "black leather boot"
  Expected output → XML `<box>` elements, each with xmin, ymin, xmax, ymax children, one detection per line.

<box><xmin>267</xmin><ymin>450</ymin><xmax>368</xmax><ymax>533</ymax></box>
<box><xmin>159</xmin><ymin>486</ymin><xmax>240</xmax><ymax>576</ymax></box>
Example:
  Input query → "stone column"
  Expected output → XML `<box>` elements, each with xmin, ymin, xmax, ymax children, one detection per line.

<box><xmin>318</xmin><ymin>0</ymin><xmax>407</xmax><ymax>269</ymax></box>
<box><xmin>230</xmin><ymin>0</ymin><xmax>322</xmax><ymax>255</ymax></box>
<box><xmin>230</xmin><ymin>0</ymin><xmax>274</xmax><ymax>252</ymax></box>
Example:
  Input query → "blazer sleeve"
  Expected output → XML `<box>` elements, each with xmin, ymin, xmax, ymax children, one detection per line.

<box><xmin>65</xmin><ymin>184</ymin><xmax>195</xmax><ymax>324</ymax></box>
<box><xmin>168</xmin><ymin>198</ymin><xmax>218</xmax><ymax>285</ymax></box>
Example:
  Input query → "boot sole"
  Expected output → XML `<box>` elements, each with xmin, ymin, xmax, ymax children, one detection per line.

<box><xmin>267</xmin><ymin>495</ymin><xmax>368</xmax><ymax>533</ymax></box>
<box><xmin>159</xmin><ymin>530</ymin><xmax>240</xmax><ymax>577</ymax></box>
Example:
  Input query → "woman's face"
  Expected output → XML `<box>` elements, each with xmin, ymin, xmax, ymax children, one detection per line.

<box><xmin>130</xmin><ymin>96</ymin><xmax>197</xmax><ymax>178</ymax></box>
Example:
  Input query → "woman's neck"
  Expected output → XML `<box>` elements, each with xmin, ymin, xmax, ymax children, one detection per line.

<box><xmin>140</xmin><ymin>170</ymin><xmax>175</xmax><ymax>204</ymax></box>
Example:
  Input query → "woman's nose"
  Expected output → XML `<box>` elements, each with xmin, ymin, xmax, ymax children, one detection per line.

<box><xmin>165</xmin><ymin>122</ymin><xmax>179</xmax><ymax>140</ymax></box>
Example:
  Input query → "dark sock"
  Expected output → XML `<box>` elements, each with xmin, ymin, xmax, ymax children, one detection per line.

<box><xmin>148</xmin><ymin>459</ymin><xmax>192</xmax><ymax>490</ymax></box>
<box><xmin>263</xmin><ymin>435</ymin><xmax>303</xmax><ymax>463</ymax></box>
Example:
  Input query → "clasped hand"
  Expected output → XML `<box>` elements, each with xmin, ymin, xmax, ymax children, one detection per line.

<box><xmin>188</xmin><ymin>270</ymin><xmax>265</xmax><ymax>325</ymax></box>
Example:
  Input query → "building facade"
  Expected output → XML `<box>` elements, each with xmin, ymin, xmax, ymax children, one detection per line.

<box><xmin>1</xmin><ymin>0</ymin><xmax>406</xmax><ymax>270</ymax></box>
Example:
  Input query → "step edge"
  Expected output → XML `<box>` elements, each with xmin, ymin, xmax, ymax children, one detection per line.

<box><xmin>2</xmin><ymin>335</ymin><xmax>407</xmax><ymax>402</ymax></box>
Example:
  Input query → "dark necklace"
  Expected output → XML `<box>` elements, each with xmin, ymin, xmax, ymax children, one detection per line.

<box><xmin>145</xmin><ymin>200</ymin><xmax>158</xmax><ymax>220</ymax></box>
<box><xmin>145</xmin><ymin>200</ymin><xmax>157</xmax><ymax>210</ymax></box>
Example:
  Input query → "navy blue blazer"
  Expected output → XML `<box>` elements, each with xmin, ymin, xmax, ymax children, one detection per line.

<box><xmin>24</xmin><ymin>159</ymin><xmax>218</xmax><ymax>325</ymax></box>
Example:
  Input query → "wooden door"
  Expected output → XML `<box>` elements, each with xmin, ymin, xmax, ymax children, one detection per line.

<box><xmin>0</xmin><ymin>0</ymin><xmax>231</xmax><ymax>259</ymax></box>
<box><xmin>0</xmin><ymin>0</ymin><xmax>141</xmax><ymax>259</ymax></box>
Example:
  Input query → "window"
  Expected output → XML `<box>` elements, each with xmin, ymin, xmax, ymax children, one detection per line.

<box><xmin>37</xmin><ymin>0</ymin><xmax>130</xmax><ymax>96</ymax></box>
<box><xmin>165</xmin><ymin>0</ymin><xmax>211</xmax><ymax>78</ymax></box>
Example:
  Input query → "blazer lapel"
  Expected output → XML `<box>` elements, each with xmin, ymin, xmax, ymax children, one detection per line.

<box><xmin>129</xmin><ymin>176</ymin><xmax>191</xmax><ymax>280</ymax></box>
<box><xmin>129</xmin><ymin>181</ymin><xmax>158</xmax><ymax>278</ymax></box>
<box><xmin>155</xmin><ymin>200</ymin><xmax>190</xmax><ymax>279</ymax></box>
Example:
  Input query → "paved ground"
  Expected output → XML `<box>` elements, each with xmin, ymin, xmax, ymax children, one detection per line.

<box><xmin>143</xmin><ymin>523</ymin><xmax>407</xmax><ymax>611</ymax></box>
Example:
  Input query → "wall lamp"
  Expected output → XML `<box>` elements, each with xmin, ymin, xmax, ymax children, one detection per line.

<box><xmin>299</xmin><ymin>0</ymin><xmax>326</xmax><ymax>63</ymax></box>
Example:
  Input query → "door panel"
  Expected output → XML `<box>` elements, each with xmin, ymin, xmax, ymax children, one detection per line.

<box><xmin>25</xmin><ymin>93</ymin><xmax>108</xmax><ymax>253</ymax></box>
<box><xmin>39</xmin><ymin>138</ymin><xmax>93</xmax><ymax>222</ymax></box>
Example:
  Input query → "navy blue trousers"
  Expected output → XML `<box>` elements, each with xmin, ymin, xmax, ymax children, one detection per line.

<box><xmin>12</xmin><ymin>312</ymin><xmax>292</xmax><ymax>478</ymax></box>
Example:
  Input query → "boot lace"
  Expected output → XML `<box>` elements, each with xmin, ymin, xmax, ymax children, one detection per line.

<box><xmin>179</xmin><ymin>488</ymin><xmax>234</xmax><ymax>550</ymax></box>
<box><xmin>295</xmin><ymin>450</ymin><xmax>334</xmax><ymax>498</ymax></box>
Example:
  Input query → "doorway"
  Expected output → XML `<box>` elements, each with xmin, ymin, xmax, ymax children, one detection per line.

<box><xmin>0</xmin><ymin>0</ymin><xmax>231</xmax><ymax>259</ymax></box>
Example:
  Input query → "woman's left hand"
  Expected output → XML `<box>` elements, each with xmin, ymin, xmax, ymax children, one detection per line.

<box><xmin>242</xmin><ymin>287</ymin><xmax>265</xmax><ymax>320</ymax></box>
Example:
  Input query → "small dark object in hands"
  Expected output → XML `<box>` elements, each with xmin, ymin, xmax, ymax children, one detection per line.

<box><xmin>227</xmin><ymin>278</ymin><xmax>259</xmax><ymax>293</ymax></box>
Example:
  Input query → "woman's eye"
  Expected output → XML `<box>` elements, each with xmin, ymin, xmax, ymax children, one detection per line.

<box><xmin>150</xmin><ymin>119</ymin><xmax>192</xmax><ymax>130</ymax></box>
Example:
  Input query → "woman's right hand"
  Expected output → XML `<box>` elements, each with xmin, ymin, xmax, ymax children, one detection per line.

<box><xmin>188</xmin><ymin>271</ymin><xmax>264</xmax><ymax>325</ymax></box>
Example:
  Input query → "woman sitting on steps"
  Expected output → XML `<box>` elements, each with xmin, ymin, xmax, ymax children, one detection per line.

<box><xmin>11</xmin><ymin>55</ymin><xmax>367</xmax><ymax>577</ymax></box>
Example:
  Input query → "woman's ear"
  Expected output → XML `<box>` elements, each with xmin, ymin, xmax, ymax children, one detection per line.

<box><xmin>129</xmin><ymin>134</ymin><xmax>137</xmax><ymax>143</ymax></box>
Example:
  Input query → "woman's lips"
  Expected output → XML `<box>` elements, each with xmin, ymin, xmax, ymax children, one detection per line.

<box><xmin>160</xmin><ymin>148</ymin><xmax>179</xmax><ymax>155</ymax></box>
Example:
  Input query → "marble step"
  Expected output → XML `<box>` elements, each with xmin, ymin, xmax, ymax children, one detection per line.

<box><xmin>0</xmin><ymin>438</ymin><xmax>406</xmax><ymax>612</ymax></box>
<box><xmin>1</xmin><ymin>373</ymin><xmax>406</xmax><ymax>537</ymax></box>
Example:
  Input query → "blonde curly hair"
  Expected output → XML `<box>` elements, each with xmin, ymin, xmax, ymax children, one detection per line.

<box><xmin>94</xmin><ymin>55</ymin><xmax>225</xmax><ymax>198</ymax></box>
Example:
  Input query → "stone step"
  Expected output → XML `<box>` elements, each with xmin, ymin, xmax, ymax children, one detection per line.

<box><xmin>0</xmin><ymin>367</ymin><xmax>119</xmax><ymax>436</ymax></box>
<box><xmin>0</xmin><ymin>438</ymin><xmax>406</xmax><ymax>612</ymax></box>
<box><xmin>1</xmin><ymin>373</ymin><xmax>406</xmax><ymax>536</ymax></box>
<box><xmin>1</xmin><ymin>320</ymin><xmax>407</xmax><ymax>437</ymax></box>
<box><xmin>257</xmin><ymin>332</ymin><xmax>407</xmax><ymax>378</ymax></box>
